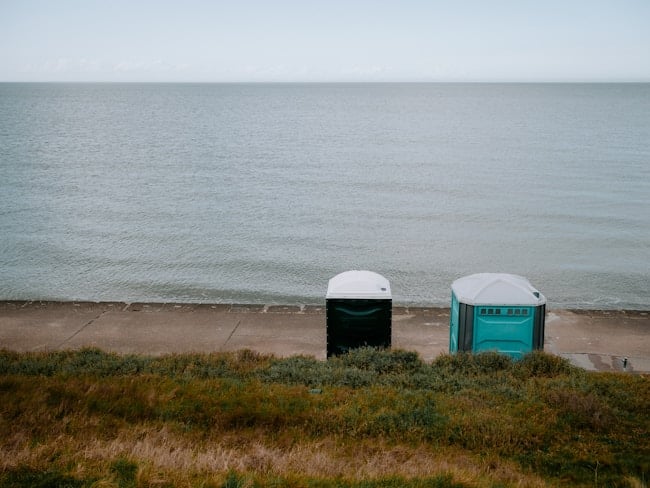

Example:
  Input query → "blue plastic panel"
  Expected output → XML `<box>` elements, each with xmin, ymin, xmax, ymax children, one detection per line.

<box><xmin>449</xmin><ymin>292</ymin><xmax>459</xmax><ymax>353</ymax></box>
<box><xmin>473</xmin><ymin>306</ymin><xmax>535</xmax><ymax>359</ymax></box>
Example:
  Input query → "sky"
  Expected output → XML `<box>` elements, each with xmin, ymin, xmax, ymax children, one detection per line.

<box><xmin>1</xmin><ymin>0</ymin><xmax>649</xmax><ymax>82</ymax></box>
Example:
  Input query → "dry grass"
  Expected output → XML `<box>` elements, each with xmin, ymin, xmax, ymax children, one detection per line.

<box><xmin>1</xmin><ymin>348</ymin><xmax>649</xmax><ymax>487</ymax></box>
<box><xmin>1</xmin><ymin>428</ymin><xmax>548</xmax><ymax>487</ymax></box>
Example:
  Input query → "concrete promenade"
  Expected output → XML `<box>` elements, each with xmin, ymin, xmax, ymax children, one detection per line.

<box><xmin>1</xmin><ymin>301</ymin><xmax>649</xmax><ymax>373</ymax></box>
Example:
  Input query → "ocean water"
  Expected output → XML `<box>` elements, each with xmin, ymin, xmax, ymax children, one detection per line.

<box><xmin>1</xmin><ymin>82</ymin><xmax>649</xmax><ymax>309</ymax></box>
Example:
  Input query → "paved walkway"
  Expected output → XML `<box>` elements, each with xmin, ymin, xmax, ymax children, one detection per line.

<box><xmin>1</xmin><ymin>301</ymin><xmax>649</xmax><ymax>373</ymax></box>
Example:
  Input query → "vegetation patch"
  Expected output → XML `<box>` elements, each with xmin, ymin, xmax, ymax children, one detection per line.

<box><xmin>1</xmin><ymin>347</ymin><xmax>648</xmax><ymax>487</ymax></box>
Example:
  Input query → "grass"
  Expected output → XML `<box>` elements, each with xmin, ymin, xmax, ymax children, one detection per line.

<box><xmin>0</xmin><ymin>347</ymin><xmax>648</xmax><ymax>487</ymax></box>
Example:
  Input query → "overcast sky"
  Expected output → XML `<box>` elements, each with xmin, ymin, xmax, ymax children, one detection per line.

<box><xmin>1</xmin><ymin>0</ymin><xmax>649</xmax><ymax>82</ymax></box>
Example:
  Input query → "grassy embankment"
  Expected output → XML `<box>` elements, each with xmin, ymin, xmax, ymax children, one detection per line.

<box><xmin>1</xmin><ymin>347</ymin><xmax>648</xmax><ymax>487</ymax></box>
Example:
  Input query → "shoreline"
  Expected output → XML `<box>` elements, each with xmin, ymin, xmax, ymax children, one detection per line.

<box><xmin>2</xmin><ymin>300</ymin><xmax>649</xmax><ymax>315</ymax></box>
<box><xmin>1</xmin><ymin>300</ymin><xmax>649</xmax><ymax>372</ymax></box>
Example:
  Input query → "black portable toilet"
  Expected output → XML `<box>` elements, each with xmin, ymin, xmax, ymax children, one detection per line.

<box><xmin>449</xmin><ymin>273</ymin><xmax>546</xmax><ymax>359</ymax></box>
<box><xmin>326</xmin><ymin>270</ymin><xmax>392</xmax><ymax>358</ymax></box>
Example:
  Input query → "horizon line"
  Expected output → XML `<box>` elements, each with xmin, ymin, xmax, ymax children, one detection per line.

<box><xmin>2</xmin><ymin>79</ymin><xmax>650</xmax><ymax>84</ymax></box>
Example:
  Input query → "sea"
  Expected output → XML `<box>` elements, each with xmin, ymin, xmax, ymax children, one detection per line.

<box><xmin>1</xmin><ymin>82</ymin><xmax>649</xmax><ymax>309</ymax></box>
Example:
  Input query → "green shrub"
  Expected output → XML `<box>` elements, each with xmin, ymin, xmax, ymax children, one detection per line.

<box><xmin>259</xmin><ymin>356</ymin><xmax>329</xmax><ymax>386</ymax></box>
<box><xmin>335</xmin><ymin>347</ymin><xmax>423</xmax><ymax>374</ymax></box>
<box><xmin>516</xmin><ymin>351</ymin><xmax>576</xmax><ymax>378</ymax></box>
<box><xmin>546</xmin><ymin>388</ymin><xmax>613</xmax><ymax>431</ymax></box>
<box><xmin>1</xmin><ymin>348</ymin><xmax>649</xmax><ymax>487</ymax></box>
<box><xmin>431</xmin><ymin>352</ymin><xmax>513</xmax><ymax>377</ymax></box>
<box><xmin>110</xmin><ymin>458</ymin><xmax>138</xmax><ymax>488</ymax></box>
<box><xmin>0</xmin><ymin>468</ymin><xmax>90</xmax><ymax>488</ymax></box>
<box><xmin>221</xmin><ymin>471</ymin><xmax>248</xmax><ymax>488</ymax></box>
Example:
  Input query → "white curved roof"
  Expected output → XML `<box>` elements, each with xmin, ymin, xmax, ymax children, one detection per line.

<box><xmin>451</xmin><ymin>273</ymin><xmax>546</xmax><ymax>306</ymax></box>
<box><xmin>326</xmin><ymin>270</ymin><xmax>391</xmax><ymax>299</ymax></box>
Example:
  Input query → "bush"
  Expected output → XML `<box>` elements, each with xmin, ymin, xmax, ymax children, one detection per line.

<box><xmin>259</xmin><ymin>356</ymin><xmax>328</xmax><ymax>386</ymax></box>
<box><xmin>1</xmin><ymin>348</ymin><xmax>648</xmax><ymax>487</ymax></box>
<box><xmin>546</xmin><ymin>388</ymin><xmax>613</xmax><ymax>431</ymax></box>
<box><xmin>0</xmin><ymin>468</ymin><xmax>90</xmax><ymax>488</ymax></box>
<box><xmin>517</xmin><ymin>351</ymin><xmax>576</xmax><ymax>378</ymax></box>
<box><xmin>110</xmin><ymin>458</ymin><xmax>138</xmax><ymax>488</ymax></box>
<box><xmin>431</xmin><ymin>352</ymin><xmax>513</xmax><ymax>376</ymax></box>
<box><xmin>334</xmin><ymin>347</ymin><xmax>423</xmax><ymax>374</ymax></box>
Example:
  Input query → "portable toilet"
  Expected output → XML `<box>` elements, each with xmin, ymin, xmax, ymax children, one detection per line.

<box><xmin>326</xmin><ymin>270</ymin><xmax>392</xmax><ymax>357</ymax></box>
<box><xmin>450</xmin><ymin>273</ymin><xmax>546</xmax><ymax>359</ymax></box>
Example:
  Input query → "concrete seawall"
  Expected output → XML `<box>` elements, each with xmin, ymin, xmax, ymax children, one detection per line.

<box><xmin>1</xmin><ymin>301</ymin><xmax>649</xmax><ymax>373</ymax></box>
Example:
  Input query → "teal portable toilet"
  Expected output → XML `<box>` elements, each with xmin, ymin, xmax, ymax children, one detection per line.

<box><xmin>326</xmin><ymin>270</ymin><xmax>392</xmax><ymax>358</ymax></box>
<box><xmin>450</xmin><ymin>273</ymin><xmax>546</xmax><ymax>359</ymax></box>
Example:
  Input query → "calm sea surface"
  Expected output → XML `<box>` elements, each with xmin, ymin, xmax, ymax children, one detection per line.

<box><xmin>1</xmin><ymin>83</ymin><xmax>649</xmax><ymax>309</ymax></box>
